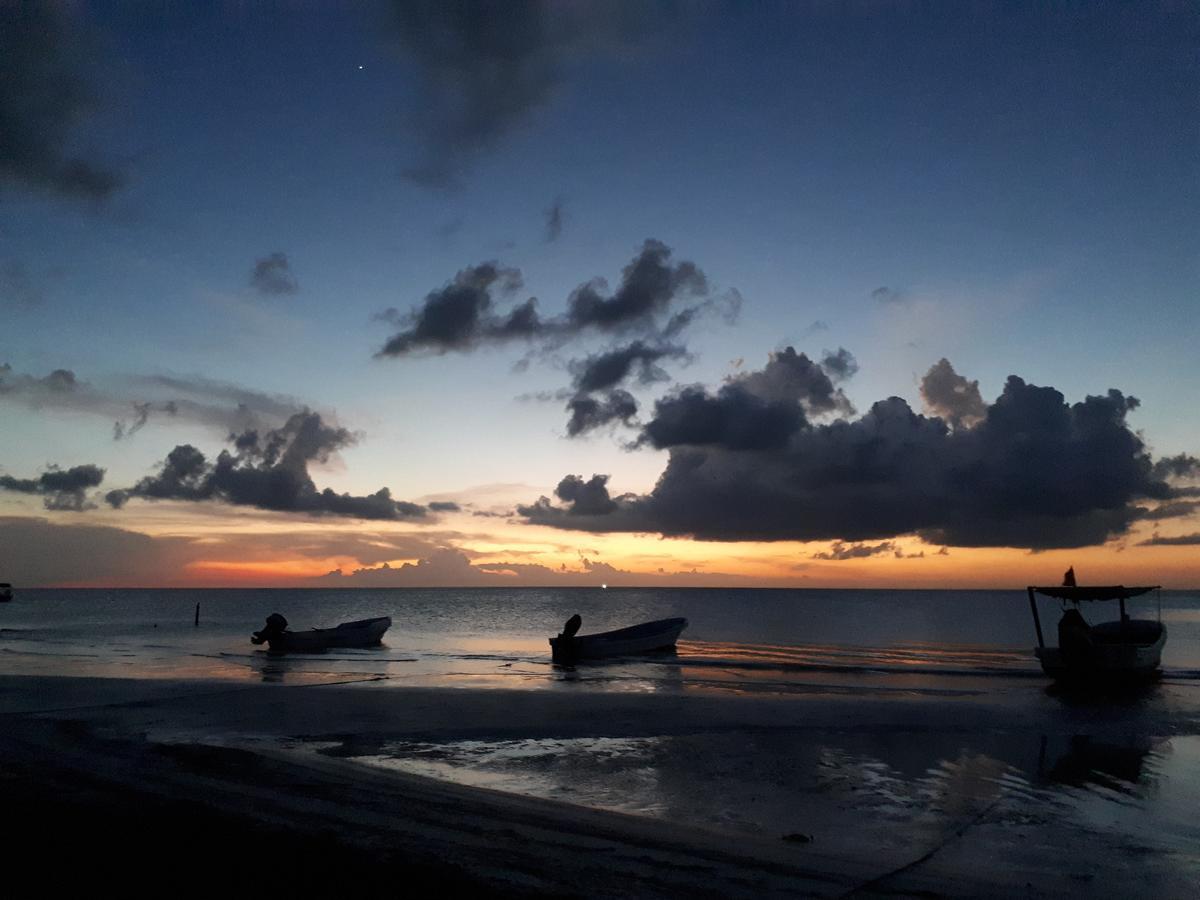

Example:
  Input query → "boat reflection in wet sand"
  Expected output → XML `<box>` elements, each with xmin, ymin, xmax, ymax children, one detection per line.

<box><xmin>550</xmin><ymin>615</ymin><xmax>688</xmax><ymax>664</ymax></box>
<box><xmin>251</xmin><ymin>613</ymin><xmax>391</xmax><ymax>653</ymax></box>
<box><xmin>1027</xmin><ymin>569</ymin><xmax>1164</xmax><ymax>683</ymax></box>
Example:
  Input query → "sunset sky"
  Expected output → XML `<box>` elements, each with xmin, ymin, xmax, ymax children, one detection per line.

<box><xmin>2</xmin><ymin>2</ymin><xmax>1197</xmax><ymax>588</ymax></box>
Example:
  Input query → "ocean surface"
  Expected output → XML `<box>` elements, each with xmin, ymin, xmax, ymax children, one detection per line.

<box><xmin>3</xmin><ymin>586</ymin><xmax>1199</xmax><ymax>689</ymax></box>
<box><xmin>5</xmin><ymin>586</ymin><xmax>1200</xmax><ymax>883</ymax></box>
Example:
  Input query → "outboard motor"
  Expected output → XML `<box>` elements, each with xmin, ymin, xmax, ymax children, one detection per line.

<box><xmin>251</xmin><ymin>613</ymin><xmax>288</xmax><ymax>645</ymax></box>
<box><xmin>552</xmin><ymin>614</ymin><xmax>583</xmax><ymax>664</ymax></box>
<box><xmin>562</xmin><ymin>614</ymin><xmax>582</xmax><ymax>640</ymax></box>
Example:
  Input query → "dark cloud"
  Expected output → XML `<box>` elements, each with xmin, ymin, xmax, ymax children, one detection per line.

<box><xmin>734</xmin><ymin>347</ymin><xmax>854</xmax><ymax>416</ymax></box>
<box><xmin>1136</xmin><ymin>500</ymin><xmax>1200</xmax><ymax>521</ymax></box>
<box><xmin>569</xmin><ymin>341</ymin><xmax>686</xmax><ymax>394</ymax></box>
<box><xmin>820</xmin><ymin>347</ymin><xmax>858</xmax><ymax>382</ymax></box>
<box><xmin>1152</xmin><ymin>453</ymin><xmax>1200</xmax><ymax>482</ymax></box>
<box><xmin>872</xmin><ymin>286</ymin><xmax>903</xmax><ymax>303</ymax></box>
<box><xmin>376</xmin><ymin>262</ymin><xmax>533</xmax><ymax>356</ymax></box>
<box><xmin>106</xmin><ymin>411</ymin><xmax>427</xmax><ymax>521</ymax></box>
<box><xmin>522</xmin><ymin>372</ymin><xmax>1177</xmax><ymax>550</ymax></box>
<box><xmin>427</xmin><ymin>501</ymin><xmax>461</xmax><ymax>512</ymax></box>
<box><xmin>387</xmin><ymin>2</ymin><xmax>659</xmax><ymax>187</ymax></box>
<box><xmin>566</xmin><ymin>240</ymin><xmax>708</xmax><ymax>333</ymax></box>
<box><xmin>545</xmin><ymin>197</ymin><xmax>565</xmax><ymax>242</ymax></box>
<box><xmin>920</xmin><ymin>358</ymin><xmax>987</xmax><ymax>429</ymax></box>
<box><xmin>639</xmin><ymin>383</ymin><xmax>805</xmax><ymax>452</ymax></box>
<box><xmin>811</xmin><ymin>541</ymin><xmax>896</xmax><ymax>561</ymax></box>
<box><xmin>634</xmin><ymin>348</ymin><xmax>853</xmax><ymax>452</ymax></box>
<box><xmin>0</xmin><ymin>5</ymin><xmax>122</xmax><ymax>201</ymax></box>
<box><xmin>376</xmin><ymin>240</ymin><xmax>729</xmax><ymax>399</ymax></box>
<box><xmin>249</xmin><ymin>252</ymin><xmax>299</xmax><ymax>296</ymax></box>
<box><xmin>565</xmin><ymin>390</ymin><xmax>638</xmax><ymax>437</ymax></box>
<box><xmin>1138</xmin><ymin>532</ymin><xmax>1200</xmax><ymax>546</ymax></box>
<box><xmin>0</xmin><ymin>463</ymin><xmax>104</xmax><ymax>512</ymax></box>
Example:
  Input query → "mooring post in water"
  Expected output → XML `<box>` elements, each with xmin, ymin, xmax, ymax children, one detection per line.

<box><xmin>194</xmin><ymin>602</ymin><xmax>200</xmax><ymax>627</ymax></box>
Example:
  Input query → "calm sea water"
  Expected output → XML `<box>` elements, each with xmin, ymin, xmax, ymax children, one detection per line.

<box><xmin>2</xmin><ymin>586</ymin><xmax>1199</xmax><ymax>689</ymax></box>
<box><xmin>4</xmin><ymin>587</ymin><xmax>1200</xmax><ymax>886</ymax></box>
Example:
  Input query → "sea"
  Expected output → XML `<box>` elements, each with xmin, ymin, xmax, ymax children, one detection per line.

<box><xmin>4</xmin><ymin>586</ymin><xmax>1200</xmax><ymax>886</ymax></box>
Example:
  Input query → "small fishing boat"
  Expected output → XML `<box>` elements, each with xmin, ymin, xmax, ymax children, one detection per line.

<box><xmin>0</xmin><ymin>583</ymin><xmax>12</xmax><ymax>602</ymax></box>
<box><xmin>251</xmin><ymin>613</ymin><xmax>391</xmax><ymax>653</ymax></box>
<box><xmin>1027</xmin><ymin>572</ymin><xmax>1164</xmax><ymax>682</ymax></box>
<box><xmin>550</xmin><ymin>615</ymin><xmax>688</xmax><ymax>663</ymax></box>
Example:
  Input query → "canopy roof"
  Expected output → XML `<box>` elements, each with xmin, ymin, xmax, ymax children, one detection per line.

<box><xmin>1029</xmin><ymin>585</ymin><xmax>1160</xmax><ymax>602</ymax></box>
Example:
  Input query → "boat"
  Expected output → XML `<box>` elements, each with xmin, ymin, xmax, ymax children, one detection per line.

<box><xmin>550</xmin><ymin>616</ymin><xmax>688</xmax><ymax>663</ymax></box>
<box><xmin>251</xmin><ymin>613</ymin><xmax>391</xmax><ymax>653</ymax></box>
<box><xmin>1026</xmin><ymin>575</ymin><xmax>1165</xmax><ymax>682</ymax></box>
<box><xmin>0</xmin><ymin>583</ymin><xmax>11</xmax><ymax>602</ymax></box>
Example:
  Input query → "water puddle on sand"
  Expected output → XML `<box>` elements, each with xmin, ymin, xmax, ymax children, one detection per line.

<box><xmin>339</xmin><ymin>730</ymin><xmax>1200</xmax><ymax>885</ymax></box>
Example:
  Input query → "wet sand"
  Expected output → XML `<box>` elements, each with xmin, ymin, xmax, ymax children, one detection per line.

<box><xmin>3</xmin><ymin>674</ymin><xmax>1197</xmax><ymax>897</ymax></box>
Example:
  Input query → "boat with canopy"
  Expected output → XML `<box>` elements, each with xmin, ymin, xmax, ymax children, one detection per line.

<box><xmin>1027</xmin><ymin>570</ymin><xmax>1164</xmax><ymax>681</ymax></box>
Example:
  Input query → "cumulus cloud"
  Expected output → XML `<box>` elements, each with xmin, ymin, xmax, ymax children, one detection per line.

<box><xmin>0</xmin><ymin>463</ymin><xmax>105</xmax><ymax>511</ymax></box>
<box><xmin>105</xmin><ymin>411</ymin><xmax>428</xmax><ymax>521</ymax></box>
<box><xmin>1153</xmin><ymin>453</ymin><xmax>1200</xmax><ymax>482</ymax></box>
<box><xmin>387</xmin><ymin>1</ymin><xmax>661</xmax><ymax>186</ymax></box>
<box><xmin>521</xmin><ymin>372</ymin><xmax>1178</xmax><ymax>550</ymax></box>
<box><xmin>920</xmin><ymin>358</ymin><xmax>987</xmax><ymax>428</ymax></box>
<box><xmin>634</xmin><ymin>347</ymin><xmax>854</xmax><ymax>452</ymax></box>
<box><xmin>0</xmin><ymin>5</ymin><xmax>122</xmax><ymax>201</ymax></box>
<box><xmin>249</xmin><ymin>252</ymin><xmax>299</xmax><ymax>296</ymax></box>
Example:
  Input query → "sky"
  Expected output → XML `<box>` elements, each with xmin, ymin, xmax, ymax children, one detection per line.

<box><xmin>2</xmin><ymin>1</ymin><xmax>1198</xmax><ymax>588</ymax></box>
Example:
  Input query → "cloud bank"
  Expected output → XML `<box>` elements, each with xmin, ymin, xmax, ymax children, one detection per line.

<box><xmin>520</xmin><ymin>356</ymin><xmax>1186</xmax><ymax>550</ymax></box>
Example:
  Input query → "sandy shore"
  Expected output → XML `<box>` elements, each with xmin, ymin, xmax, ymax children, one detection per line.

<box><xmin>2</xmin><ymin>675</ymin><xmax>1196</xmax><ymax>897</ymax></box>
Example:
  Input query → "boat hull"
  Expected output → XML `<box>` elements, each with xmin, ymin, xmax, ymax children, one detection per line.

<box><xmin>1036</xmin><ymin>622</ymin><xmax>1166</xmax><ymax>681</ymax></box>
<box><xmin>267</xmin><ymin>616</ymin><xmax>391</xmax><ymax>653</ymax></box>
<box><xmin>550</xmin><ymin>617</ymin><xmax>687</xmax><ymax>663</ymax></box>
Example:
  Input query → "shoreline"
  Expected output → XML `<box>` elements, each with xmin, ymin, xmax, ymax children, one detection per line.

<box><xmin>4</xmin><ymin>675</ymin><xmax>1198</xmax><ymax>897</ymax></box>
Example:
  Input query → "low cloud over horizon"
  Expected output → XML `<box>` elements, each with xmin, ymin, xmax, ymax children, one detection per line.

<box><xmin>519</xmin><ymin>355</ymin><xmax>1200</xmax><ymax>551</ymax></box>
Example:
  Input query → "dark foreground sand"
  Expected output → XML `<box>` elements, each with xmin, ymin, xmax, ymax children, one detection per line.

<box><xmin>2</xmin><ymin>675</ymin><xmax>1195</xmax><ymax>897</ymax></box>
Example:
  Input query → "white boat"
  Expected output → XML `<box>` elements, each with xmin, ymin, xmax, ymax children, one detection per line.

<box><xmin>251</xmin><ymin>614</ymin><xmax>391</xmax><ymax>653</ymax></box>
<box><xmin>1026</xmin><ymin>583</ymin><xmax>1165</xmax><ymax>682</ymax></box>
<box><xmin>550</xmin><ymin>616</ymin><xmax>688</xmax><ymax>663</ymax></box>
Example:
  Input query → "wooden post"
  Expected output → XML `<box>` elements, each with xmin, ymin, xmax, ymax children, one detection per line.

<box><xmin>1027</xmin><ymin>587</ymin><xmax>1045</xmax><ymax>648</ymax></box>
<box><xmin>194</xmin><ymin>602</ymin><xmax>200</xmax><ymax>627</ymax></box>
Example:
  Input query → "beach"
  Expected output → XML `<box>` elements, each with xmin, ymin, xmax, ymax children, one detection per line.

<box><xmin>4</xmin><ymin>666</ymin><xmax>1199</xmax><ymax>897</ymax></box>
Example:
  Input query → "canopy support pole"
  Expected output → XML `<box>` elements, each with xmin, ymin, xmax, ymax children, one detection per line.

<box><xmin>1028</xmin><ymin>587</ymin><xmax>1045</xmax><ymax>649</ymax></box>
